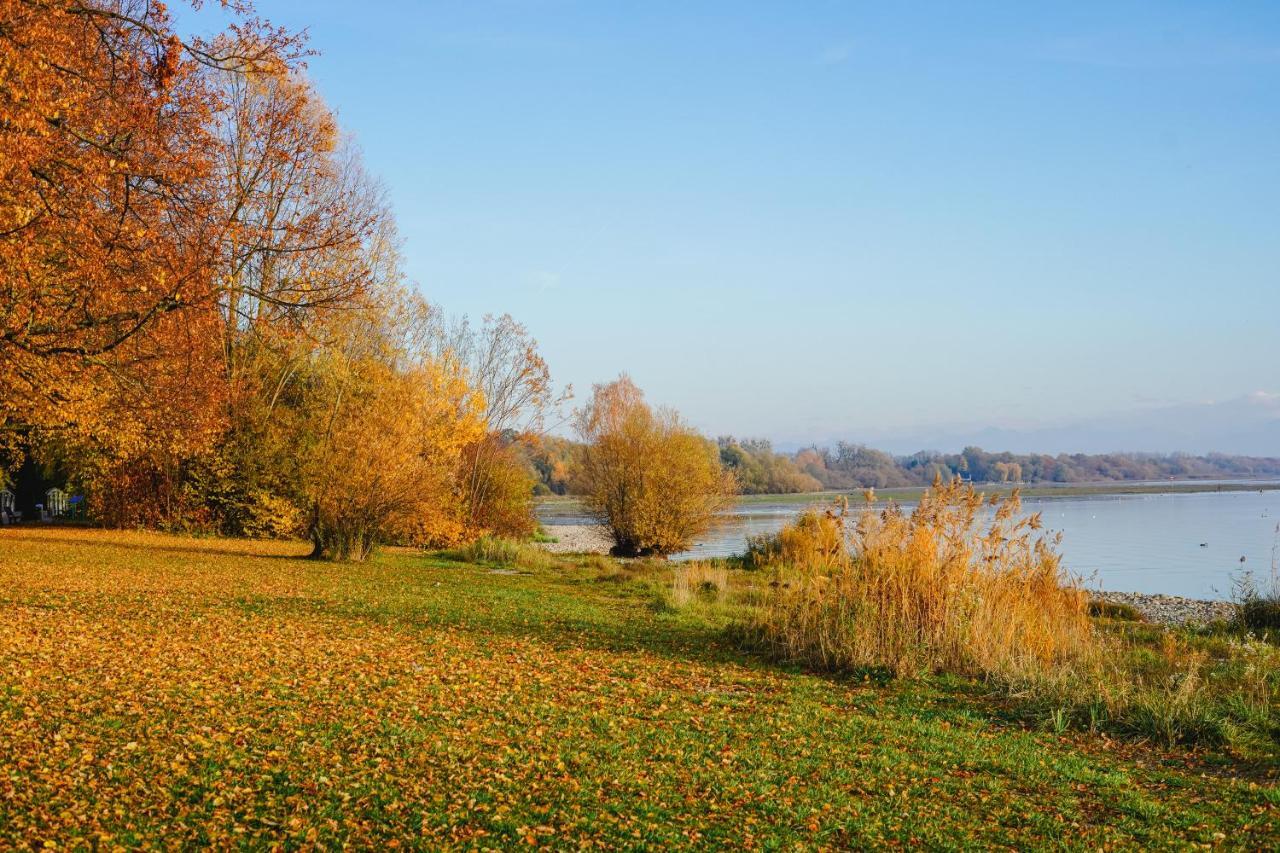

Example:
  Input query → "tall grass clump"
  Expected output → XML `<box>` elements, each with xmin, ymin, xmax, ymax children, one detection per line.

<box><xmin>1234</xmin><ymin>522</ymin><xmax>1280</xmax><ymax>632</ymax></box>
<box><xmin>742</xmin><ymin>500</ymin><xmax>848</xmax><ymax>570</ymax></box>
<box><xmin>458</xmin><ymin>536</ymin><xmax>553</xmax><ymax>571</ymax></box>
<box><xmin>1094</xmin><ymin>629</ymin><xmax>1280</xmax><ymax>750</ymax></box>
<box><xmin>670</xmin><ymin>561</ymin><xmax>729</xmax><ymax>608</ymax></box>
<box><xmin>753</xmin><ymin>478</ymin><xmax>1096</xmax><ymax>682</ymax></box>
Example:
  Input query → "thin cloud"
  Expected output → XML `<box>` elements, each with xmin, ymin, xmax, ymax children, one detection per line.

<box><xmin>816</xmin><ymin>41</ymin><xmax>855</xmax><ymax>66</ymax></box>
<box><xmin>437</xmin><ymin>31</ymin><xmax>573</xmax><ymax>53</ymax></box>
<box><xmin>528</xmin><ymin>270</ymin><xmax>562</xmax><ymax>292</ymax></box>
<box><xmin>1038</xmin><ymin>32</ymin><xmax>1280</xmax><ymax>69</ymax></box>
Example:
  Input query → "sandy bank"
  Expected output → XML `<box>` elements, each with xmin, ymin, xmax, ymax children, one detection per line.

<box><xmin>538</xmin><ymin>523</ymin><xmax>613</xmax><ymax>555</ymax></box>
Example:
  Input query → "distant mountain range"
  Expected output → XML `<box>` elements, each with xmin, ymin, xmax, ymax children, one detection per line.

<box><xmin>782</xmin><ymin>392</ymin><xmax>1280</xmax><ymax>457</ymax></box>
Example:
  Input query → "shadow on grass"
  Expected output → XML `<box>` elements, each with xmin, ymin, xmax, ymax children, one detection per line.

<box><xmin>39</xmin><ymin>536</ymin><xmax>1268</xmax><ymax>773</ymax></box>
<box><xmin>220</xmin><ymin>558</ymin><xmax>1006</xmax><ymax>727</ymax></box>
<box><xmin>0</xmin><ymin>529</ymin><xmax>314</xmax><ymax>562</ymax></box>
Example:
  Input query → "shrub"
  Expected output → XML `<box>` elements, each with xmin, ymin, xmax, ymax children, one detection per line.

<box><xmin>461</xmin><ymin>437</ymin><xmax>538</xmax><ymax>540</ymax></box>
<box><xmin>574</xmin><ymin>375</ymin><xmax>735</xmax><ymax>557</ymax></box>
<box><xmin>752</xmin><ymin>479</ymin><xmax>1096</xmax><ymax>681</ymax></box>
<box><xmin>1238</xmin><ymin>595</ymin><xmax>1280</xmax><ymax>631</ymax></box>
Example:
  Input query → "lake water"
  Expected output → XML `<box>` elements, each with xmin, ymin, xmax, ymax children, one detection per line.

<box><xmin>540</xmin><ymin>488</ymin><xmax>1280</xmax><ymax>600</ymax></box>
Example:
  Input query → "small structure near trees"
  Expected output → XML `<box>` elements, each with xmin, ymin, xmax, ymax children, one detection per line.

<box><xmin>0</xmin><ymin>489</ymin><xmax>18</xmax><ymax>524</ymax></box>
<box><xmin>45</xmin><ymin>488</ymin><xmax>69</xmax><ymax>519</ymax></box>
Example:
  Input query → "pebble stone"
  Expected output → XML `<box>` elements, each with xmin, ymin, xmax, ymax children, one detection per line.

<box><xmin>1090</xmin><ymin>590</ymin><xmax>1237</xmax><ymax>626</ymax></box>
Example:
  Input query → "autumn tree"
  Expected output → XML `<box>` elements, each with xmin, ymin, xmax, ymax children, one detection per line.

<box><xmin>717</xmin><ymin>437</ymin><xmax>822</xmax><ymax>494</ymax></box>
<box><xmin>0</xmin><ymin>1</ymin><xmax>414</xmax><ymax>530</ymax></box>
<box><xmin>0</xmin><ymin>0</ymin><xmax>319</xmax><ymax>516</ymax></box>
<box><xmin>2</xmin><ymin>0</ymin><xmax>581</xmax><ymax>551</ymax></box>
<box><xmin>525</xmin><ymin>434</ymin><xmax>579</xmax><ymax>495</ymax></box>
<box><xmin>207</xmin><ymin>64</ymin><xmax>384</xmax><ymax>393</ymax></box>
<box><xmin>575</xmin><ymin>375</ymin><xmax>734</xmax><ymax>556</ymax></box>
<box><xmin>0</xmin><ymin>1</ymin><xmax>299</xmax><ymax>440</ymax></box>
<box><xmin>421</xmin><ymin>312</ymin><xmax>569</xmax><ymax>538</ymax></box>
<box><xmin>293</xmin><ymin>293</ymin><xmax>483</xmax><ymax>561</ymax></box>
<box><xmin>302</xmin><ymin>356</ymin><xmax>481</xmax><ymax>560</ymax></box>
<box><xmin>187</xmin><ymin>71</ymin><xmax>400</xmax><ymax>536</ymax></box>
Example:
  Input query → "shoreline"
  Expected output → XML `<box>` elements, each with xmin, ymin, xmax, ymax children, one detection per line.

<box><xmin>538</xmin><ymin>523</ymin><xmax>1240</xmax><ymax>626</ymax></box>
<box><xmin>537</xmin><ymin>523</ymin><xmax>614</xmax><ymax>555</ymax></box>
<box><xmin>1090</xmin><ymin>590</ymin><xmax>1236</xmax><ymax>627</ymax></box>
<box><xmin>537</xmin><ymin>479</ymin><xmax>1280</xmax><ymax>516</ymax></box>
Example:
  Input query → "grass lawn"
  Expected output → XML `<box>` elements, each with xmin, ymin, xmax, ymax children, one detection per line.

<box><xmin>0</xmin><ymin>528</ymin><xmax>1276</xmax><ymax>848</ymax></box>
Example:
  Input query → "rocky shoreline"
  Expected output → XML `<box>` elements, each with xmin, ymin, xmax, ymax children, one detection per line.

<box><xmin>537</xmin><ymin>523</ymin><xmax>613</xmax><ymax>555</ymax></box>
<box><xmin>1090</xmin><ymin>590</ymin><xmax>1236</xmax><ymax>627</ymax></box>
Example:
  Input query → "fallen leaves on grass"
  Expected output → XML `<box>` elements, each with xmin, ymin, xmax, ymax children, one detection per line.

<box><xmin>0</xmin><ymin>527</ymin><xmax>1275</xmax><ymax>848</ymax></box>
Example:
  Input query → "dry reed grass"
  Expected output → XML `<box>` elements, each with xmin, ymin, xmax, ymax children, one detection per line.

<box><xmin>458</xmin><ymin>535</ymin><xmax>554</xmax><ymax>571</ymax></box>
<box><xmin>743</xmin><ymin>499</ymin><xmax>848</xmax><ymax>570</ymax></box>
<box><xmin>669</xmin><ymin>562</ymin><xmax>729</xmax><ymax>608</ymax></box>
<box><xmin>753</xmin><ymin>479</ymin><xmax>1096</xmax><ymax>682</ymax></box>
<box><xmin>744</xmin><ymin>482</ymin><xmax>1280</xmax><ymax>750</ymax></box>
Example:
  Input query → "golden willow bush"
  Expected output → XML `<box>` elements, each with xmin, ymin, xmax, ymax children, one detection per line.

<box><xmin>301</xmin><ymin>330</ymin><xmax>483</xmax><ymax>560</ymax></box>
<box><xmin>575</xmin><ymin>376</ymin><xmax>735</xmax><ymax>556</ymax></box>
<box><xmin>753</xmin><ymin>479</ymin><xmax>1096</xmax><ymax>682</ymax></box>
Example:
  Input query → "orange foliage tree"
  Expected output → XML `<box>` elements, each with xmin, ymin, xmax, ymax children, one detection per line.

<box><xmin>575</xmin><ymin>375</ymin><xmax>735</xmax><ymax>556</ymax></box>
<box><xmin>298</xmin><ymin>294</ymin><xmax>484</xmax><ymax>560</ymax></box>
<box><xmin>208</xmin><ymin>65</ymin><xmax>384</xmax><ymax>393</ymax></box>
<box><xmin>0</xmin><ymin>2</ymin><xmax>404</xmax><ymax>530</ymax></box>
<box><xmin>0</xmin><ymin>0</ymin><xmax>302</xmax><ymax>518</ymax></box>
<box><xmin>1</xmin><ymin>1</ymin><xmax>535</xmax><ymax>555</ymax></box>
<box><xmin>0</xmin><ymin>1</ymin><xmax>299</xmax><ymax>441</ymax></box>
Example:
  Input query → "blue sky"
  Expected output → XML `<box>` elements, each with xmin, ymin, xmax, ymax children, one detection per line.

<box><xmin>190</xmin><ymin>2</ymin><xmax>1279</xmax><ymax>451</ymax></box>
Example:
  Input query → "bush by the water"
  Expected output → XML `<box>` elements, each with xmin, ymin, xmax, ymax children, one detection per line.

<box><xmin>751</xmin><ymin>480</ymin><xmax>1095</xmax><ymax>682</ymax></box>
<box><xmin>574</xmin><ymin>375</ymin><xmax>735</xmax><ymax>556</ymax></box>
<box><xmin>1237</xmin><ymin>591</ymin><xmax>1280</xmax><ymax>632</ymax></box>
<box><xmin>1234</xmin><ymin>523</ymin><xmax>1280</xmax><ymax>631</ymax></box>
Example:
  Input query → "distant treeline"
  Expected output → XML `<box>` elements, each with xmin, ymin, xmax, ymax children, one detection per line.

<box><xmin>522</xmin><ymin>436</ymin><xmax>1280</xmax><ymax>496</ymax></box>
<box><xmin>776</xmin><ymin>443</ymin><xmax>1280</xmax><ymax>492</ymax></box>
